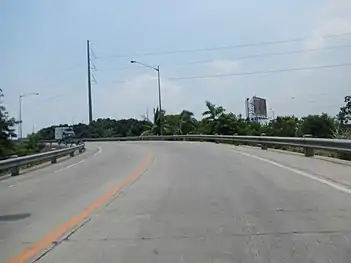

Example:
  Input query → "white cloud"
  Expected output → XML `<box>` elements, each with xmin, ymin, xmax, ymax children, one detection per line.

<box><xmin>93</xmin><ymin>74</ymin><xmax>184</xmax><ymax>120</ymax></box>
<box><xmin>305</xmin><ymin>18</ymin><xmax>351</xmax><ymax>50</ymax></box>
<box><xmin>300</xmin><ymin>0</ymin><xmax>351</xmax><ymax>62</ymax></box>
<box><xmin>285</xmin><ymin>0</ymin><xmax>351</xmax><ymax>117</ymax></box>
<box><xmin>102</xmin><ymin>60</ymin><xmax>244</xmax><ymax>119</ymax></box>
<box><xmin>174</xmin><ymin>60</ymin><xmax>247</xmax><ymax>116</ymax></box>
<box><xmin>124</xmin><ymin>74</ymin><xmax>182</xmax><ymax>100</ymax></box>
<box><xmin>207</xmin><ymin>60</ymin><xmax>240</xmax><ymax>74</ymax></box>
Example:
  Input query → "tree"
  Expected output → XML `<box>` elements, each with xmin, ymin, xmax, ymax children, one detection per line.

<box><xmin>35</xmin><ymin>96</ymin><xmax>350</xmax><ymax>141</ymax></box>
<box><xmin>37</xmin><ymin>118</ymin><xmax>152</xmax><ymax>139</ymax></box>
<box><xmin>163</xmin><ymin>114</ymin><xmax>180</xmax><ymax>135</ymax></box>
<box><xmin>139</xmin><ymin>107</ymin><xmax>166</xmax><ymax>136</ymax></box>
<box><xmin>299</xmin><ymin>113</ymin><xmax>336</xmax><ymax>138</ymax></box>
<box><xmin>24</xmin><ymin>133</ymin><xmax>45</xmax><ymax>155</ymax></box>
<box><xmin>202</xmin><ymin>101</ymin><xmax>225</xmax><ymax>134</ymax></box>
<box><xmin>196</xmin><ymin>118</ymin><xmax>211</xmax><ymax>134</ymax></box>
<box><xmin>215</xmin><ymin>112</ymin><xmax>240</xmax><ymax>135</ymax></box>
<box><xmin>267</xmin><ymin>116</ymin><xmax>299</xmax><ymax>137</ymax></box>
<box><xmin>0</xmin><ymin>89</ymin><xmax>16</xmax><ymax>158</ymax></box>
<box><xmin>241</xmin><ymin>120</ymin><xmax>262</xmax><ymax>135</ymax></box>
<box><xmin>338</xmin><ymin>95</ymin><xmax>351</xmax><ymax>125</ymax></box>
<box><xmin>179</xmin><ymin>110</ymin><xmax>197</xmax><ymax>134</ymax></box>
<box><xmin>73</xmin><ymin>123</ymin><xmax>91</xmax><ymax>138</ymax></box>
<box><xmin>161</xmin><ymin>110</ymin><xmax>198</xmax><ymax>135</ymax></box>
<box><xmin>151</xmin><ymin>108</ymin><xmax>164</xmax><ymax>135</ymax></box>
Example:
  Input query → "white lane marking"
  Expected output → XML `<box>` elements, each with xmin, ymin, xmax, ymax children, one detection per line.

<box><xmin>53</xmin><ymin>160</ymin><xmax>85</xmax><ymax>173</ymax></box>
<box><xmin>53</xmin><ymin>145</ymin><xmax>102</xmax><ymax>173</ymax></box>
<box><xmin>92</xmin><ymin>146</ymin><xmax>102</xmax><ymax>157</ymax></box>
<box><xmin>232</xmin><ymin>149</ymin><xmax>351</xmax><ymax>195</ymax></box>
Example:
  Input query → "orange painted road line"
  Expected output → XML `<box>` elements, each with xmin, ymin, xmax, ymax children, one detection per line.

<box><xmin>7</xmin><ymin>149</ymin><xmax>153</xmax><ymax>263</ymax></box>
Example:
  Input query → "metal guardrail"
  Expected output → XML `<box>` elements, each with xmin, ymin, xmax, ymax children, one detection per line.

<box><xmin>80</xmin><ymin>134</ymin><xmax>351</xmax><ymax>155</ymax></box>
<box><xmin>0</xmin><ymin>144</ymin><xmax>85</xmax><ymax>176</ymax></box>
<box><xmin>41</xmin><ymin>134</ymin><xmax>350</xmax><ymax>160</ymax></box>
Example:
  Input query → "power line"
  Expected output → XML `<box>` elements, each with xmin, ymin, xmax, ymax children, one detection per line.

<box><xmin>94</xmin><ymin>66</ymin><xmax>129</xmax><ymax>72</ymax></box>
<box><xmin>35</xmin><ymin>93</ymin><xmax>68</xmax><ymax>103</ymax></box>
<box><xmin>93</xmin><ymin>43</ymin><xmax>351</xmax><ymax>72</ymax></box>
<box><xmin>106</xmin><ymin>62</ymin><xmax>351</xmax><ymax>84</ymax></box>
<box><xmin>172</xmin><ymin>43</ymin><xmax>351</xmax><ymax>67</ymax></box>
<box><xmin>97</xmin><ymin>32</ymin><xmax>351</xmax><ymax>59</ymax></box>
<box><xmin>167</xmin><ymin>62</ymin><xmax>351</xmax><ymax>81</ymax></box>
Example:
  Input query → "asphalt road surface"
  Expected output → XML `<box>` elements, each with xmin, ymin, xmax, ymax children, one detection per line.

<box><xmin>1</xmin><ymin>141</ymin><xmax>351</xmax><ymax>263</ymax></box>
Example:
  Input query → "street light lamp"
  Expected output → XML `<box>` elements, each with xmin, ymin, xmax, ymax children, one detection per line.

<box><xmin>130</xmin><ymin>60</ymin><xmax>163</xmax><ymax>135</ymax></box>
<box><xmin>19</xmin><ymin>92</ymin><xmax>39</xmax><ymax>140</ymax></box>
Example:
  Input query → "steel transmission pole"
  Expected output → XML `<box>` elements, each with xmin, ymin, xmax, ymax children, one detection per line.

<box><xmin>87</xmin><ymin>40</ymin><xmax>93</xmax><ymax>124</ymax></box>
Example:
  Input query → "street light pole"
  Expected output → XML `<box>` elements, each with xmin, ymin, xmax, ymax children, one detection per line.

<box><xmin>130</xmin><ymin>60</ymin><xmax>163</xmax><ymax>135</ymax></box>
<box><xmin>156</xmin><ymin>65</ymin><xmax>163</xmax><ymax>135</ymax></box>
<box><xmin>269</xmin><ymin>108</ymin><xmax>275</xmax><ymax>120</ymax></box>
<box><xmin>19</xmin><ymin>96</ymin><xmax>22</xmax><ymax>140</ymax></box>
<box><xmin>19</xmin><ymin>92</ymin><xmax>39</xmax><ymax>140</ymax></box>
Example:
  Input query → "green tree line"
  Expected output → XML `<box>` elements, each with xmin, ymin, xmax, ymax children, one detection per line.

<box><xmin>0</xmin><ymin>88</ymin><xmax>350</xmax><ymax>159</ymax></box>
<box><xmin>36</xmin><ymin>97</ymin><xmax>351</xmax><ymax>140</ymax></box>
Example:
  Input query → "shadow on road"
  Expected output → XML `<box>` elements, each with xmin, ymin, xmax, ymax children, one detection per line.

<box><xmin>0</xmin><ymin>213</ymin><xmax>31</xmax><ymax>221</ymax></box>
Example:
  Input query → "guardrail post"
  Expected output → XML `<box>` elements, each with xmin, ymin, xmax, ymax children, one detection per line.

<box><xmin>215</xmin><ymin>133</ymin><xmax>219</xmax><ymax>144</ymax></box>
<box><xmin>260</xmin><ymin>133</ymin><xmax>268</xmax><ymax>150</ymax></box>
<box><xmin>51</xmin><ymin>158</ymin><xmax>57</xmax><ymax>164</ymax></box>
<box><xmin>303</xmin><ymin>134</ymin><xmax>314</xmax><ymax>157</ymax></box>
<box><xmin>70</xmin><ymin>151</ymin><xmax>75</xmax><ymax>157</ymax></box>
<box><xmin>10</xmin><ymin>155</ymin><xmax>19</xmax><ymax>176</ymax></box>
<box><xmin>233</xmin><ymin>133</ymin><xmax>239</xmax><ymax>145</ymax></box>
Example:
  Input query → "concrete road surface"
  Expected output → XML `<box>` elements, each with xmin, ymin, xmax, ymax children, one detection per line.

<box><xmin>1</xmin><ymin>141</ymin><xmax>351</xmax><ymax>263</ymax></box>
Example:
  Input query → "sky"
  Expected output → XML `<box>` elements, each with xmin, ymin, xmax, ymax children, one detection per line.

<box><xmin>2</xmin><ymin>0</ymin><xmax>351</xmax><ymax>135</ymax></box>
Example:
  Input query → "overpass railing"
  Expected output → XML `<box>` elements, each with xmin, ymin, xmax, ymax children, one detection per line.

<box><xmin>76</xmin><ymin>134</ymin><xmax>350</xmax><ymax>156</ymax></box>
<box><xmin>0</xmin><ymin>144</ymin><xmax>85</xmax><ymax>176</ymax></box>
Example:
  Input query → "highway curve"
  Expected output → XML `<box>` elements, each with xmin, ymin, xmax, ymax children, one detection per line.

<box><xmin>1</xmin><ymin>141</ymin><xmax>351</xmax><ymax>263</ymax></box>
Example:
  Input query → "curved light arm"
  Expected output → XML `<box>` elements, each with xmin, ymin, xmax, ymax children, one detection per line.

<box><xmin>130</xmin><ymin>60</ymin><xmax>159</xmax><ymax>71</ymax></box>
<box><xmin>20</xmin><ymin>92</ymin><xmax>39</xmax><ymax>98</ymax></box>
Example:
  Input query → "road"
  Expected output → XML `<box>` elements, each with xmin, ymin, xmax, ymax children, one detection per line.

<box><xmin>1</xmin><ymin>141</ymin><xmax>351</xmax><ymax>262</ymax></box>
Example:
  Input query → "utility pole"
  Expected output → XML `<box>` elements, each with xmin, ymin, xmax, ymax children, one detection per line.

<box><xmin>87</xmin><ymin>40</ymin><xmax>93</xmax><ymax>124</ymax></box>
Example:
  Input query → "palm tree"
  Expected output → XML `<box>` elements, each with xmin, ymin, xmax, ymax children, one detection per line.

<box><xmin>141</xmin><ymin>107</ymin><xmax>166</xmax><ymax>136</ymax></box>
<box><xmin>202</xmin><ymin>101</ymin><xmax>225</xmax><ymax>120</ymax></box>
<box><xmin>179</xmin><ymin>110</ymin><xmax>196</xmax><ymax>134</ymax></box>
<box><xmin>202</xmin><ymin>101</ymin><xmax>225</xmax><ymax>134</ymax></box>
